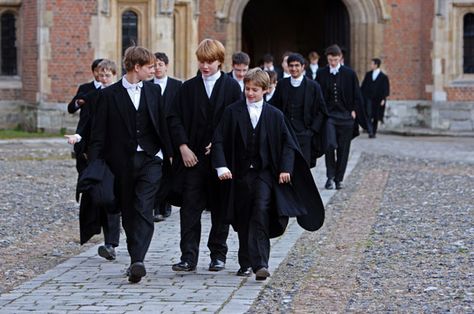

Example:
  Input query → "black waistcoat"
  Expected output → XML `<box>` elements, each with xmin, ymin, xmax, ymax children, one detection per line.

<box><xmin>235</xmin><ymin>115</ymin><xmax>266</xmax><ymax>177</ymax></box>
<box><xmin>286</xmin><ymin>83</ymin><xmax>306</xmax><ymax>132</ymax></box>
<box><xmin>327</xmin><ymin>74</ymin><xmax>350</xmax><ymax>119</ymax></box>
<box><xmin>131</xmin><ymin>92</ymin><xmax>161</xmax><ymax>156</ymax></box>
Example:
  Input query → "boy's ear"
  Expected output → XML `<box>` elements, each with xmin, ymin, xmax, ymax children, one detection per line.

<box><xmin>133</xmin><ymin>63</ymin><xmax>141</xmax><ymax>72</ymax></box>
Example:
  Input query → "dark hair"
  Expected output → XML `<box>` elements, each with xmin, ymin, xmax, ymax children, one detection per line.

<box><xmin>372</xmin><ymin>58</ymin><xmax>381</xmax><ymax>67</ymax></box>
<box><xmin>232</xmin><ymin>51</ymin><xmax>250</xmax><ymax>66</ymax></box>
<box><xmin>287</xmin><ymin>53</ymin><xmax>306</xmax><ymax>66</ymax></box>
<box><xmin>325</xmin><ymin>44</ymin><xmax>342</xmax><ymax>56</ymax></box>
<box><xmin>308</xmin><ymin>51</ymin><xmax>320</xmax><ymax>61</ymax></box>
<box><xmin>265</xmin><ymin>70</ymin><xmax>277</xmax><ymax>83</ymax></box>
<box><xmin>123</xmin><ymin>46</ymin><xmax>156</xmax><ymax>72</ymax></box>
<box><xmin>154</xmin><ymin>52</ymin><xmax>169</xmax><ymax>65</ymax></box>
<box><xmin>262</xmin><ymin>53</ymin><xmax>274</xmax><ymax>63</ymax></box>
<box><xmin>91</xmin><ymin>58</ymin><xmax>104</xmax><ymax>72</ymax></box>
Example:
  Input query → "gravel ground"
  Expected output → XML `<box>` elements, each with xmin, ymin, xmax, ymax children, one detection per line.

<box><xmin>0</xmin><ymin>139</ymin><xmax>101</xmax><ymax>294</ymax></box>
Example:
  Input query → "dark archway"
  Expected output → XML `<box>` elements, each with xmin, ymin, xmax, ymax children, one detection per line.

<box><xmin>242</xmin><ymin>0</ymin><xmax>350</xmax><ymax>68</ymax></box>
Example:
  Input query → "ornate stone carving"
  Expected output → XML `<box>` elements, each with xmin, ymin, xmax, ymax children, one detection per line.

<box><xmin>158</xmin><ymin>0</ymin><xmax>176</xmax><ymax>15</ymax></box>
<box><xmin>100</xmin><ymin>0</ymin><xmax>110</xmax><ymax>16</ymax></box>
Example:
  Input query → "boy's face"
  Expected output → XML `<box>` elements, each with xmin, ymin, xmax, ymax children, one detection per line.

<box><xmin>135</xmin><ymin>62</ymin><xmax>156</xmax><ymax>81</ymax></box>
<box><xmin>310</xmin><ymin>58</ymin><xmax>319</xmax><ymax>65</ymax></box>
<box><xmin>199</xmin><ymin>60</ymin><xmax>220</xmax><ymax>78</ymax></box>
<box><xmin>232</xmin><ymin>63</ymin><xmax>249</xmax><ymax>81</ymax></box>
<box><xmin>245</xmin><ymin>80</ymin><xmax>266</xmax><ymax>103</ymax></box>
<box><xmin>288</xmin><ymin>61</ymin><xmax>304</xmax><ymax>78</ymax></box>
<box><xmin>263</xmin><ymin>61</ymin><xmax>273</xmax><ymax>69</ymax></box>
<box><xmin>93</xmin><ymin>68</ymin><xmax>101</xmax><ymax>82</ymax></box>
<box><xmin>154</xmin><ymin>59</ymin><xmax>168</xmax><ymax>79</ymax></box>
<box><xmin>327</xmin><ymin>55</ymin><xmax>342</xmax><ymax>68</ymax></box>
<box><xmin>98</xmin><ymin>69</ymin><xmax>114</xmax><ymax>87</ymax></box>
<box><xmin>370</xmin><ymin>61</ymin><xmax>378</xmax><ymax>71</ymax></box>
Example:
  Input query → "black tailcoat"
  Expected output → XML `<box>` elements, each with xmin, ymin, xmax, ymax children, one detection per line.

<box><xmin>212</xmin><ymin>100</ymin><xmax>325</xmax><ymax>238</ymax></box>
<box><xmin>360</xmin><ymin>70</ymin><xmax>390</xmax><ymax>122</ymax></box>
<box><xmin>88</xmin><ymin>80</ymin><xmax>171</xmax><ymax>210</ymax></box>
<box><xmin>269</xmin><ymin>76</ymin><xmax>328</xmax><ymax>165</ymax></box>
<box><xmin>68</xmin><ymin>81</ymin><xmax>97</xmax><ymax>114</ymax></box>
<box><xmin>167</xmin><ymin>71</ymin><xmax>242</xmax><ymax>206</ymax></box>
<box><xmin>316</xmin><ymin>65</ymin><xmax>367</xmax><ymax>136</ymax></box>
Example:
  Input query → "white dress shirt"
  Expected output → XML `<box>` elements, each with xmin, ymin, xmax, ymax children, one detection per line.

<box><xmin>310</xmin><ymin>64</ymin><xmax>319</xmax><ymax>79</ymax></box>
<box><xmin>203</xmin><ymin>71</ymin><xmax>221</xmax><ymax>98</ymax></box>
<box><xmin>154</xmin><ymin>76</ymin><xmax>168</xmax><ymax>95</ymax></box>
<box><xmin>330</xmin><ymin>63</ymin><xmax>341</xmax><ymax>75</ymax></box>
<box><xmin>232</xmin><ymin>71</ymin><xmax>244</xmax><ymax>92</ymax></box>
<box><xmin>290</xmin><ymin>75</ymin><xmax>304</xmax><ymax>88</ymax></box>
<box><xmin>283</xmin><ymin>72</ymin><xmax>291</xmax><ymax>78</ymax></box>
<box><xmin>372</xmin><ymin>69</ymin><xmax>381</xmax><ymax>81</ymax></box>
<box><xmin>216</xmin><ymin>99</ymin><xmax>264</xmax><ymax>177</ymax></box>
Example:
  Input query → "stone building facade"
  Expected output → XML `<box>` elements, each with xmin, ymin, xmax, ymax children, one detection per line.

<box><xmin>0</xmin><ymin>0</ymin><xmax>473</xmax><ymax>132</ymax></box>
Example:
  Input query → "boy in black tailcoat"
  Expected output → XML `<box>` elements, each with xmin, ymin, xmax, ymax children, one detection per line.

<box><xmin>212</xmin><ymin>68</ymin><xmax>325</xmax><ymax>281</ymax></box>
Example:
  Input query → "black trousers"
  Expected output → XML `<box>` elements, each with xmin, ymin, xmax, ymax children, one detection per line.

<box><xmin>325</xmin><ymin>117</ymin><xmax>354</xmax><ymax>182</ymax></box>
<box><xmin>122</xmin><ymin>152</ymin><xmax>162</xmax><ymax>263</ymax></box>
<box><xmin>234</xmin><ymin>170</ymin><xmax>272</xmax><ymax>272</ymax></box>
<box><xmin>179</xmin><ymin>157</ymin><xmax>229</xmax><ymax>266</ymax></box>
<box><xmin>101</xmin><ymin>209</ymin><xmax>120</xmax><ymax>247</ymax></box>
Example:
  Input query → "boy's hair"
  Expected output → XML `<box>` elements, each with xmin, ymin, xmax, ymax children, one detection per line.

<box><xmin>195</xmin><ymin>39</ymin><xmax>225</xmax><ymax>64</ymax></box>
<box><xmin>287</xmin><ymin>53</ymin><xmax>306</xmax><ymax>66</ymax></box>
<box><xmin>372</xmin><ymin>58</ymin><xmax>381</xmax><ymax>67</ymax></box>
<box><xmin>244</xmin><ymin>68</ymin><xmax>270</xmax><ymax>90</ymax></box>
<box><xmin>91</xmin><ymin>58</ymin><xmax>104</xmax><ymax>72</ymax></box>
<box><xmin>325</xmin><ymin>44</ymin><xmax>342</xmax><ymax>57</ymax></box>
<box><xmin>262</xmin><ymin>53</ymin><xmax>274</xmax><ymax>63</ymax></box>
<box><xmin>123</xmin><ymin>46</ymin><xmax>156</xmax><ymax>72</ymax></box>
<box><xmin>232</xmin><ymin>51</ymin><xmax>250</xmax><ymax>66</ymax></box>
<box><xmin>97</xmin><ymin>59</ymin><xmax>117</xmax><ymax>75</ymax></box>
<box><xmin>265</xmin><ymin>70</ymin><xmax>277</xmax><ymax>84</ymax></box>
<box><xmin>154</xmin><ymin>52</ymin><xmax>169</xmax><ymax>65</ymax></box>
<box><xmin>308</xmin><ymin>51</ymin><xmax>320</xmax><ymax>61</ymax></box>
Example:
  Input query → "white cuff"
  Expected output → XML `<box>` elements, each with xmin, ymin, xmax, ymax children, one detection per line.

<box><xmin>74</xmin><ymin>134</ymin><xmax>82</xmax><ymax>143</ymax></box>
<box><xmin>216</xmin><ymin>167</ymin><xmax>231</xmax><ymax>177</ymax></box>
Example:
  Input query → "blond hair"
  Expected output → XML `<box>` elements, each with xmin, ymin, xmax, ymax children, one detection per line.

<box><xmin>195</xmin><ymin>39</ymin><xmax>225</xmax><ymax>64</ymax></box>
<box><xmin>244</xmin><ymin>68</ymin><xmax>270</xmax><ymax>90</ymax></box>
<box><xmin>97</xmin><ymin>59</ymin><xmax>117</xmax><ymax>75</ymax></box>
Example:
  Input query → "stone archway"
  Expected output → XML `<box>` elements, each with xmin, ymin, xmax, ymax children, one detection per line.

<box><xmin>216</xmin><ymin>0</ymin><xmax>391</xmax><ymax>77</ymax></box>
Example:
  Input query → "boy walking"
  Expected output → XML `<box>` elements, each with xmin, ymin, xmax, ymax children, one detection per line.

<box><xmin>212</xmin><ymin>68</ymin><xmax>325</xmax><ymax>280</ymax></box>
<box><xmin>88</xmin><ymin>46</ymin><xmax>171</xmax><ymax>283</ymax></box>
<box><xmin>167</xmin><ymin>39</ymin><xmax>242</xmax><ymax>272</ymax></box>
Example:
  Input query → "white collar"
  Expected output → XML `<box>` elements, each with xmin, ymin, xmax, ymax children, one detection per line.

<box><xmin>246</xmin><ymin>99</ymin><xmax>264</xmax><ymax>109</ymax></box>
<box><xmin>203</xmin><ymin>71</ymin><xmax>221</xmax><ymax>82</ymax></box>
<box><xmin>154</xmin><ymin>76</ymin><xmax>168</xmax><ymax>84</ymax></box>
<box><xmin>93</xmin><ymin>80</ymin><xmax>102</xmax><ymax>89</ymax></box>
<box><xmin>372</xmin><ymin>69</ymin><xmax>381</xmax><ymax>77</ymax></box>
<box><xmin>329</xmin><ymin>63</ymin><xmax>341</xmax><ymax>75</ymax></box>
<box><xmin>122</xmin><ymin>75</ymin><xmax>143</xmax><ymax>90</ymax></box>
<box><xmin>310</xmin><ymin>64</ymin><xmax>319</xmax><ymax>71</ymax></box>
<box><xmin>290</xmin><ymin>75</ymin><xmax>304</xmax><ymax>87</ymax></box>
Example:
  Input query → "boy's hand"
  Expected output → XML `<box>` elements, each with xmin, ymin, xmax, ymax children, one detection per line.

<box><xmin>180</xmin><ymin>144</ymin><xmax>198</xmax><ymax>167</ymax></box>
<box><xmin>279</xmin><ymin>172</ymin><xmax>291</xmax><ymax>184</ymax></box>
<box><xmin>205</xmin><ymin>143</ymin><xmax>212</xmax><ymax>155</ymax></box>
<box><xmin>76</xmin><ymin>99</ymin><xmax>85</xmax><ymax>107</ymax></box>
<box><xmin>351</xmin><ymin>110</ymin><xmax>356</xmax><ymax>119</ymax></box>
<box><xmin>218</xmin><ymin>171</ymin><xmax>232</xmax><ymax>180</ymax></box>
<box><xmin>64</xmin><ymin>134</ymin><xmax>78</xmax><ymax>145</ymax></box>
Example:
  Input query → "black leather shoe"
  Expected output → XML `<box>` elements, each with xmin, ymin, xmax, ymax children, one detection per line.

<box><xmin>369</xmin><ymin>133</ymin><xmax>376</xmax><ymax>138</ymax></box>
<box><xmin>325</xmin><ymin>178</ymin><xmax>335</xmax><ymax>190</ymax></box>
<box><xmin>98</xmin><ymin>245</ymin><xmax>116</xmax><ymax>260</ymax></box>
<box><xmin>208</xmin><ymin>259</ymin><xmax>225</xmax><ymax>271</ymax></box>
<box><xmin>335</xmin><ymin>181</ymin><xmax>344</xmax><ymax>190</ymax></box>
<box><xmin>255</xmin><ymin>267</ymin><xmax>271</xmax><ymax>281</ymax></box>
<box><xmin>236</xmin><ymin>267</ymin><xmax>252</xmax><ymax>277</ymax></box>
<box><xmin>128</xmin><ymin>262</ymin><xmax>146</xmax><ymax>283</ymax></box>
<box><xmin>161</xmin><ymin>203</ymin><xmax>172</xmax><ymax>218</ymax></box>
<box><xmin>153</xmin><ymin>213</ymin><xmax>165</xmax><ymax>222</ymax></box>
<box><xmin>172</xmin><ymin>261</ymin><xmax>196</xmax><ymax>272</ymax></box>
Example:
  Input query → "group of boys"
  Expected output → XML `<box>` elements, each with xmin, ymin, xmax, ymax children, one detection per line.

<box><xmin>67</xmin><ymin>38</ymin><xmax>386</xmax><ymax>284</ymax></box>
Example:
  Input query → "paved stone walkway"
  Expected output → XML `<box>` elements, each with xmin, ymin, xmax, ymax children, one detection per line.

<box><xmin>0</xmin><ymin>139</ymin><xmax>360</xmax><ymax>313</ymax></box>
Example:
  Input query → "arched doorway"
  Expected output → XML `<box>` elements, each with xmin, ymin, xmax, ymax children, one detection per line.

<box><xmin>241</xmin><ymin>0</ymin><xmax>350</xmax><ymax>67</ymax></box>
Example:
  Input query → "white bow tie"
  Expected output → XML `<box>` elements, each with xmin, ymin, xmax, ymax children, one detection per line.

<box><xmin>330</xmin><ymin>68</ymin><xmax>339</xmax><ymax>75</ymax></box>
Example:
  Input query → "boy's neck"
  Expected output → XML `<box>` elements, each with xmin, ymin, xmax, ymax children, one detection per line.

<box><xmin>125</xmin><ymin>72</ymin><xmax>141</xmax><ymax>84</ymax></box>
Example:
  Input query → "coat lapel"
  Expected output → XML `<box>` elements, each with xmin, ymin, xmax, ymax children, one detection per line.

<box><xmin>237</xmin><ymin>101</ymin><xmax>249</xmax><ymax>148</ymax></box>
<box><xmin>112</xmin><ymin>83</ymin><xmax>134</xmax><ymax>138</ymax></box>
<box><xmin>143</xmin><ymin>83</ymin><xmax>159</xmax><ymax>134</ymax></box>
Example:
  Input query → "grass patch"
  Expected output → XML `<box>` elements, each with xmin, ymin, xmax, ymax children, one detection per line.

<box><xmin>0</xmin><ymin>129</ymin><xmax>63</xmax><ymax>139</ymax></box>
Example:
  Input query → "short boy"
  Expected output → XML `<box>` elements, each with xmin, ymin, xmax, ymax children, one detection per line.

<box><xmin>212</xmin><ymin>68</ymin><xmax>324</xmax><ymax>280</ymax></box>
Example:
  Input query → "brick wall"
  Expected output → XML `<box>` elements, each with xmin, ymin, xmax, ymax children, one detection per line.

<box><xmin>45</xmin><ymin>0</ymin><xmax>96</xmax><ymax>103</ymax></box>
<box><xmin>21</xmin><ymin>0</ymin><xmax>38</xmax><ymax>103</ymax></box>
<box><xmin>198</xmin><ymin>1</ymin><xmax>227</xmax><ymax>45</ymax></box>
<box><xmin>446</xmin><ymin>87</ymin><xmax>474</xmax><ymax>101</ymax></box>
<box><xmin>383</xmin><ymin>0</ymin><xmax>433</xmax><ymax>101</ymax></box>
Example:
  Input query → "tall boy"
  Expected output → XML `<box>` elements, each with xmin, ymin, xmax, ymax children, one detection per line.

<box><xmin>88</xmin><ymin>46</ymin><xmax>171</xmax><ymax>283</ymax></box>
<box><xmin>227</xmin><ymin>51</ymin><xmax>250</xmax><ymax>92</ymax></box>
<box><xmin>212</xmin><ymin>68</ymin><xmax>324</xmax><ymax>280</ymax></box>
<box><xmin>316</xmin><ymin>44</ymin><xmax>363</xmax><ymax>190</ymax></box>
<box><xmin>151</xmin><ymin>52</ymin><xmax>182</xmax><ymax>222</ymax></box>
<box><xmin>65</xmin><ymin>59</ymin><xmax>121</xmax><ymax>260</ymax></box>
<box><xmin>167</xmin><ymin>39</ymin><xmax>241</xmax><ymax>272</ymax></box>
<box><xmin>269</xmin><ymin>53</ymin><xmax>326</xmax><ymax>167</ymax></box>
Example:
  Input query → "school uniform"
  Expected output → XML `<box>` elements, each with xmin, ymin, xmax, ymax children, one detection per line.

<box><xmin>360</xmin><ymin>69</ymin><xmax>390</xmax><ymax>136</ymax></box>
<box><xmin>305</xmin><ymin>64</ymin><xmax>319</xmax><ymax>81</ymax></box>
<box><xmin>167</xmin><ymin>70</ymin><xmax>242</xmax><ymax>268</ymax></box>
<box><xmin>316</xmin><ymin>64</ymin><xmax>364</xmax><ymax>186</ymax></box>
<box><xmin>269</xmin><ymin>75</ymin><xmax>327</xmax><ymax>167</ymax></box>
<box><xmin>68</xmin><ymin>80</ymin><xmax>102</xmax><ymax>114</ymax></box>
<box><xmin>88</xmin><ymin>77</ymin><xmax>171</xmax><ymax>270</ymax></box>
<box><xmin>212</xmin><ymin>100</ymin><xmax>325</xmax><ymax>273</ymax></box>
